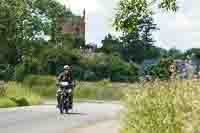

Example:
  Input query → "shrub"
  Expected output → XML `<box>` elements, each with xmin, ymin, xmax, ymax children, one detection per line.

<box><xmin>145</xmin><ymin>57</ymin><xmax>174</xmax><ymax>80</ymax></box>
<box><xmin>110</xmin><ymin>55</ymin><xmax>138</xmax><ymax>81</ymax></box>
<box><xmin>0</xmin><ymin>64</ymin><xmax>14</xmax><ymax>81</ymax></box>
<box><xmin>24</xmin><ymin>75</ymin><xmax>55</xmax><ymax>87</ymax></box>
<box><xmin>71</xmin><ymin>65</ymin><xmax>84</xmax><ymax>80</ymax></box>
<box><xmin>14</xmin><ymin>64</ymin><xmax>26</xmax><ymax>82</ymax></box>
<box><xmin>83</xmin><ymin>70</ymin><xmax>98</xmax><ymax>81</ymax></box>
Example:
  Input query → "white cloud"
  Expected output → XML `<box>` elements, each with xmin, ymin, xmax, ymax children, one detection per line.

<box><xmin>59</xmin><ymin>0</ymin><xmax>100</xmax><ymax>14</ymax></box>
<box><xmin>154</xmin><ymin>0</ymin><xmax>200</xmax><ymax>50</ymax></box>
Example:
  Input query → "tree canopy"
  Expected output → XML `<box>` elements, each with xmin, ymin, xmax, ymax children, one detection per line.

<box><xmin>114</xmin><ymin>0</ymin><xmax>177</xmax><ymax>33</ymax></box>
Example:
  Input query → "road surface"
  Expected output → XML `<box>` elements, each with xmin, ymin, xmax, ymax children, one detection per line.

<box><xmin>0</xmin><ymin>102</ymin><xmax>121</xmax><ymax>133</ymax></box>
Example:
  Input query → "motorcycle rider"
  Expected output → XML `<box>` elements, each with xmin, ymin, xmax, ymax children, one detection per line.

<box><xmin>56</xmin><ymin>65</ymin><xmax>74</xmax><ymax>110</ymax></box>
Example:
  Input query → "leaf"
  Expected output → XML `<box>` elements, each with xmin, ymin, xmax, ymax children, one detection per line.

<box><xmin>0</xmin><ymin>24</ymin><xmax>6</xmax><ymax>29</ymax></box>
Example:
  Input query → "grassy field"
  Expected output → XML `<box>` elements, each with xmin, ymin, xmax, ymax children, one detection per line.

<box><xmin>120</xmin><ymin>80</ymin><xmax>199</xmax><ymax>133</ymax></box>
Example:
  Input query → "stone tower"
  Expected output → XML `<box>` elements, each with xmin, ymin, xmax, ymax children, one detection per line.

<box><xmin>57</xmin><ymin>9</ymin><xmax>86</xmax><ymax>43</ymax></box>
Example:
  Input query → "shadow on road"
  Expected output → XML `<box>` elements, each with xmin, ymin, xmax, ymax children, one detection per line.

<box><xmin>65</xmin><ymin>112</ymin><xmax>87</xmax><ymax>116</ymax></box>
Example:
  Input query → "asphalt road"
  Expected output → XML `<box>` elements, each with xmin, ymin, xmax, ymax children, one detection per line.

<box><xmin>0</xmin><ymin>102</ymin><xmax>121</xmax><ymax>133</ymax></box>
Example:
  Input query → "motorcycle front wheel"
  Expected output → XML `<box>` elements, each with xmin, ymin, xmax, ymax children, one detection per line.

<box><xmin>59</xmin><ymin>96</ymin><xmax>65</xmax><ymax>114</ymax></box>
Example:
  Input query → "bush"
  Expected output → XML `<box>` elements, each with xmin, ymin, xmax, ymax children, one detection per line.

<box><xmin>0</xmin><ymin>64</ymin><xmax>14</xmax><ymax>81</ymax></box>
<box><xmin>14</xmin><ymin>64</ymin><xmax>26</xmax><ymax>81</ymax></box>
<box><xmin>83</xmin><ymin>70</ymin><xmax>98</xmax><ymax>81</ymax></box>
<box><xmin>24</xmin><ymin>75</ymin><xmax>55</xmax><ymax>87</ymax></box>
<box><xmin>109</xmin><ymin>55</ymin><xmax>138</xmax><ymax>81</ymax></box>
<box><xmin>145</xmin><ymin>57</ymin><xmax>174</xmax><ymax>80</ymax></box>
<box><xmin>71</xmin><ymin>65</ymin><xmax>84</xmax><ymax>80</ymax></box>
<box><xmin>78</xmin><ymin>52</ymin><xmax>139</xmax><ymax>81</ymax></box>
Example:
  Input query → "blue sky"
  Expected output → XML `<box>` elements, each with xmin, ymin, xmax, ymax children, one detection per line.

<box><xmin>58</xmin><ymin>0</ymin><xmax>200</xmax><ymax>50</ymax></box>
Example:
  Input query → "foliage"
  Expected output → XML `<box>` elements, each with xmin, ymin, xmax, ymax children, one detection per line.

<box><xmin>112</xmin><ymin>0</ymin><xmax>177</xmax><ymax>64</ymax></box>
<box><xmin>165</xmin><ymin>48</ymin><xmax>184</xmax><ymax>59</ymax></box>
<box><xmin>121</xmin><ymin>80</ymin><xmax>198</xmax><ymax>133</ymax></box>
<box><xmin>24</xmin><ymin>75</ymin><xmax>55</xmax><ymax>87</ymax></box>
<box><xmin>78</xmin><ymin>53</ymin><xmax>139</xmax><ymax>81</ymax></box>
<box><xmin>144</xmin><ymin>46</ymin><xmax>162</xmax><ymax>59</ymax></box>
<box><xmin>100</xmin><ymin>31</ymin><xmax>162</xmax><ymax>63</ymax></box>
<box><xmin>145</xmin><ymin>57</ymin><xmax>174</xmax><ymax>80</ymax></box>
<box><xmin>13</xmin><ymin>64</ymin><xmax>26</xmax><ymax>82</ymax></box>
<box><xmin>185</xmin><ymin>48</ymin><xmax>200</xmax><ymax>58</ymax></box>
<box><xmin>100</xmin><ymin>34</ymin><xmax>122</xmax><ymax>54</ymax></box>
<box><xmin>114</xmin><ymin>0</ymin><xmax>177</xmax><ymax>33</ymax></box>
<box><xmin>0</xmin><ymin>64</ymin><xmax>14</xmax><ymax>81</ymax></box>
<box><xmin>109</xmin><ymin>55</ymin><xmax>139</xmax><ymax>81</ymax></box>
<box><xmin>23</xmin><ymin>75</ymin><xmax>56</xmax><ymax>97</ymax></box>
<box><xmin>0</xmin><ymin>0</ymin><xmax>74</xmax><ymax>64</ymax></box>
<box><xmin>0</xmin><ymin>0</ymin><xmax>141</xmax><ymax>82</ymax></box>
<box><xmin>119</xmin><ymin>14</ymin><xmax>157</xmax><ymax>63</ymax></box>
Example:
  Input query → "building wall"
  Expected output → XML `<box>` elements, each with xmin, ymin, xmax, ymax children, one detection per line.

<box><xmin>58</xmin><ymin>9</ymin><xmax>85</xmax><ymax>42</ymax></box>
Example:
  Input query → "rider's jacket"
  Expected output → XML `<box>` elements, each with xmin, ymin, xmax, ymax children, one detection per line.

<box><xmin>57</xmin><ymin>71</ymin><xmax>72</xmax><ymax>84</ymax></box>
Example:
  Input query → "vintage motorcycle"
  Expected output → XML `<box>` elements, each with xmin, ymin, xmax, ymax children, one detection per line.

<box><xmin>57</xmin><ymin>81</ymin><xmax>72</xmax><ymax>114</ymax></box>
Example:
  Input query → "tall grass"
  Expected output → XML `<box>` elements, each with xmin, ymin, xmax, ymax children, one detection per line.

<box><xmin>121</xmin><ymin>80</ymin><xmax>200</xmax><ymax>133</ymax></box>
<box><xmin>0</xmin><ymin>82</ymin><xmax>42</xmax><ymax>108</ymax></box>
<box><xmin>23</xmin><ymin>75</ymin><xmax>56</xmax><ymax>97</ymax></box>
<box><xmin>74</xmin><ymin>80</ymin><xmax>126</xmax><ymax>100</ymax></box>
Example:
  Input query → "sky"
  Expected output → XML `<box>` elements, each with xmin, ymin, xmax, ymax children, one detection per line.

<box><xmin>58</xmin><ymin>0</ymin><xmax>200</xmax><ymax>50</ymax></box>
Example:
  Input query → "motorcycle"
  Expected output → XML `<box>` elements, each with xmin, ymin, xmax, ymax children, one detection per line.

<box><xmin>57</xmin><ymin>81</ymin><xmax>72</xmax><ymax>114</ymax></box>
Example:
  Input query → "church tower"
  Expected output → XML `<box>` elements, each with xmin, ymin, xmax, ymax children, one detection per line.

<box><xmin>80</xmin><ymin>9</ymin><xmax>86</xmax><ymax>43</ymax></box>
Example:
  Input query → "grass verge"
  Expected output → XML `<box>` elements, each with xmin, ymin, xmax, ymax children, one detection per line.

<box><xmin>120</xmin><ymin>80</ymin><xmax>199</xmax><ymax>133</ymax></box>
<box><xmin>0</xmin><ymin>77</ymin><xmax>128</xmax><ymax>107</ymax></box>
<box><xmin>0</xmin><ymin>82</ymin><xmax>42</xmax><ymax>108</ymax></box>
<box><xmin>74</xmin><ymin>80</ymin><xmax>127</xmax><ymax>100</ymax></box>
<box><xmin>23</xmin><ymin>75</ymin><xmax>127</xmax><ymax>100</ymax></box>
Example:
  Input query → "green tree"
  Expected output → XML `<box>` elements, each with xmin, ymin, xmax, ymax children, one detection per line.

<box><xmin>185</xmin><ymin>48</ymin><xmax>200</xmax><ymax>58</ymax></box>
<box><xmin>167</xmin><ymin>48</ymin><xmax>183</xmax><ymax>59</ymax></box>
<box><xmin>113</xmin><ymin>0</ymin><xmax>176</xmax><ymax>63</ymax></box>
<box><xmin>31</xmin><ymin>0</ymin><xmax>72</xmax><ymax>44</ymax></box>
<box><xmin>114</xmin><ymin>0</ymin><xmax>177</xmax><ymax>33</ymax></box>
<box><xmin>144</xmin><ymin>46</ymin><xmax>162</xmax><ymax>59</ymax></box>
<box><xmin>0</xmin><ymin>0</ymin><xmax>26</xmax><ymax>64</ymax></box>
<box><xmin>120</xmin><ymin>15</ymin><xmax>157</xmax><ymax>63</ymax></box>
<box><xmin>101</xmin><ymin>34</ymin><xmax>121</xmax><ymax>54</ymax></box>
